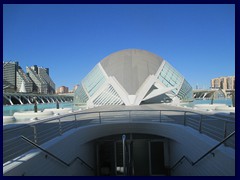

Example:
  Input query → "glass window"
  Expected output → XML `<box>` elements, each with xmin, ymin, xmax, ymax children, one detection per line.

<box><xmin>157</xmin><ymin>61</ymin><xmax>184</xmax><ymax>96</ymax></box>
<box><xmin>74</xmin><ymin>84</ymin><xmax>89</xmax><ymax>105</ymax></box>
<box><xmin>82</xmin><ymin>64</ymin><xmax>106</xmax><ymax>97</ymax></box>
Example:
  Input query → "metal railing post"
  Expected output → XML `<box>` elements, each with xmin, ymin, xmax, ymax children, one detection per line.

<box><xmin>199</xmin><ymin>115</ymin><xmax>203</xmax><ymax>133</ymax></box>
<box><xmin>122</xmin><ymin>134</ymin><xmax>126</xmax><ymax>176</ymax></box>
<box><xmin>223</xmin><ymin>121</ymin><xmax>227</xmax><ymax>139</ymax></box>
<box><xmin>129</xmin><ymin>111</ymin><xmax>131</xmax><ymax>122</ymax></box>
<box><xmin>74</xmin><ymin>114</ymin><xmax>77</xmax><ymax>128</ymax></box>
<box><xmin>31</xmin><ymin>125</ymin><xmax>37</xmax><ymax>143</ymax></box>
<box><xmin>99</xmin><ymin>112</ymin><xmax>101</xmax><ymax>124</ymax></box>
<box><xmin>58</xmin><ymin>118</ymin><xmax>62</xmax><ymax>135</ymax></box>
<box><xmin>184</xmin><ymin>112</ymin><xmax>186</xmax><ymax>126</ymax></box>
<box><xmin>159</xmin><ymin>111</ymin><xmax>161</xmax><ymax>122</ymax></box>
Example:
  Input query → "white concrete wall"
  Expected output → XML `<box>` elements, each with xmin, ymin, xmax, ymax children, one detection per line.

<box><xmin>170</xmin><ymin>139</ymin><xmax>235</xmax><ymax>176</ymax></box>
<box><xmin>4</xmin><ymin>122</ymin><xmax>235</xmax><ymax>176</ymax></box>
<box><xmin>3</xmin><ymin>130</ymin><xmax>96</xmax><ymax>176</ymax></box>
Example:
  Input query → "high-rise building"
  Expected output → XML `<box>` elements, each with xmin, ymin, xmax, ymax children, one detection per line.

<box><xmin>38</xmin><ymin>67</ymin><xmax>55</xmax><ymax>94</ymax></box>
<box><xmin>3</xmin><ymin>61</ymin><xmax>56</xmax><ymax>94</ymax></box>
<box><xmin>26</xmin><ymin>66</ymin><xmax>48</xmax><ymax>94</ymax></box>
<box><xmin>3</xmin><ymin>61</ymin><xmax>18</xmax><ymax>92</ymax></box>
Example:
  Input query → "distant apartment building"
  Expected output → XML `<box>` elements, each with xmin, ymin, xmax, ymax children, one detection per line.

<box><xmin>211</xmin><ymin>76</ymin><xmax>235</xmax><ymax>90</ymax></box>
<box><xmin>3</xmin><ymin>62</ymin><xmax>18</xmax><ymax>92</ymax></box>
<box><xmin>37</xmin><ymin>67</ymin><xmax>55</xmax><ymax>94</ymax></box>
<box><xmin>26</xmin><ymin>66</ymin><xmax>48</xmax><ymax>94</ymax></box>
<box><xmin>3</xmin><ymin>61</ymin><xmax>56</xmax><ymax>94</ymax></box>
<box><xmin>211</xmin><ymin>76</ymin><xmax>235</xmax><ymax>97</ymax></box>
<box><xmin>56</xmin><ymin>86</ymin><xmax>69</xmax><ymax>94</ymax></box>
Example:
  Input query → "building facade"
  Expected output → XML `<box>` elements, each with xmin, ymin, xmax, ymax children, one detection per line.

<box><xmin>3</xmin><ymin>62</ymin><xmax>18</xmax><ymax>92</ymax></box>
<box><xmin>4</xmin><ymin>61</ymin><xmax>56</xmax><ymax>94</ymax></box>
<box><xmin>26</xmin><ymin>66</ymin><xmax>48</xmax><ymax>94</ymax></box>
<box><xmin>74</xmin><ymin>49</ymin><xmax>193</xmax><ymax>108</ymax></box>
<box><xmin>38</xmin><ymin>67</ymin><xmax>55</xmax><ymax>94</ymax></box>
<box><xmin>211</xmin><ymin>76</ymin><xmax>235</xmax><ymax>97</ymax></box>
<box><xmin>56</xmin><ymin>86</ymin><xmax>69</xmax><ymax>94</ymax></box>
<box><xmin>16</xmin><ymin>67</ymin><xmax>33</xmax><ymax>93</ymax></box>
<box><xmin>211</xmin><ymin>76</ymin><xmax>235</xmax><ymax>90</ymax></box>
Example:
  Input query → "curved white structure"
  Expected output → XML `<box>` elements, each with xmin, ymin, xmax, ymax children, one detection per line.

<box><xmin>13</xmin><ymin>111</ymin><xmax>54</xmax><ymax>121</ymax></box>
<box><xmin>74</xmin><ymin>49</ymin><xmax>193</xmax><ymax>108</ymax></box>
<box><xmin>194</xmin><ymin>104</ymin><xmax>235</xmax><ymax>113</ymax></box>
<box><xmin>3</xmin><ymin>116</ymin><xmax>16</xmax><ymax>124</ymax></box>
<box><xmin>43</xmin><ymin>108</ymin><xmax>73</xmax><ymax>115</ymax></box>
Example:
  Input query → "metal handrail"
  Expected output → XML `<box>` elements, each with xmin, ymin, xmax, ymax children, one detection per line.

<box><xmin>3</xmin><ymin>109</ymin><xmax>234</xmax><ymax>133</ymax></box>
<box><xmin>21</xmin><ymin>136</ymin><xmax>94</xmax><ymax>171</ymax></box>
<box><xmin>171</xmin><ymin>131</ymin><xmax>235</xmax><ymax>171</ymax></box>
<box><xmin>3</xmin><ymin>109</ymin><xmax>235</xmax><ymax>164</ymax></box>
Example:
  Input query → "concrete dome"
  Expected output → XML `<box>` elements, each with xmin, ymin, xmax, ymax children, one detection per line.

<box><xmin>100</xmin><ymin>49</ymin><xmax>163</xmax><ymax>94</ymax></box>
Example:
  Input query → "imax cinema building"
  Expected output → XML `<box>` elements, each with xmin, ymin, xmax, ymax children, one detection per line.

<box><xmin>74</xmin><ymin>49</ymin><xmax>193</xmax><ymax>108</ymax></box>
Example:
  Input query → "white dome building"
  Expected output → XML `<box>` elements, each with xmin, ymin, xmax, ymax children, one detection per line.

<box><xmin>74</xmin><ymin>49</ymin><xmax>193</xmax><ymax>108</ymax></box>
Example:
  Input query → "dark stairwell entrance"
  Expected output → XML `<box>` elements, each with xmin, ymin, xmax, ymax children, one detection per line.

<box><xmin>95</xmin><ymin>134</ymin><xmax>168</xmax><ymax>176</ymax></box>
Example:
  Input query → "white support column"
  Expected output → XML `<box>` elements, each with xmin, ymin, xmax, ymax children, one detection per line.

<box><xmin>45</xmin><ymin>97</ymin><xmax>50</xmax><ymax>103</ymax></box>
<box><xmin>50</xmin><ymin>97</ymin><xmax>55</xmax><ymax>103</ymax></box>
<box><xmin>134</xmin><ymin>75</ymin><xmax>156</xmax><ymax>105</ymax></box>
<box><xmin>15</xmin><ymin>96</ymin><xmax>23</xmax><ymax>105</ymax></box>
<box><xmin>39</xmin><ymin>97</ymin><xmax>45</xmax><ymax>103</ymax></box>
<box><xmin>6</xmin><ymin>96</ymin><xmax>14</xmax><ymax>105</ymax></box>
<box><xmin>203</xmin><ymin>92</ymin><xmax>207</xmax><ymax>99</ymax></box>
<box><xmin>23</xmin><ymin>96</ymin><xmax>32</xmax><ymax>104</ymax></box>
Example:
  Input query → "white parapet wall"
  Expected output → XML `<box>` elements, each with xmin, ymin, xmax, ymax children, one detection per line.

<box><xmin>43</xmin><ymin>108</ymin><xmax>73</xmax><ymax>115</ymax></box>
<box><xmin>13</xmin><ymin>111</ymin><xmax>54</xmax><ymax>121</ymax></box>
<box><xmin>3</xmin><ymin>116</ymin><xmax>16</xmax><ymax>124</ymax></box>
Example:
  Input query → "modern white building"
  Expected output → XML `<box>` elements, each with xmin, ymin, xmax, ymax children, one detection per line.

<box><xmin>74</xmin><ymin>49</ymin><xmax>193</xmax><ymax>108</ymax></box>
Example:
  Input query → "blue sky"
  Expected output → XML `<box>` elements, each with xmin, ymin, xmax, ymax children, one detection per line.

<box><xmin>3</xmin><ymin>4</ymin><xmax>235</xmax><ymax>90</ymax></box>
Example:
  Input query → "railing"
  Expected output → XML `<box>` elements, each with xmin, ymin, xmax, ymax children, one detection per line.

<box><xmin>3</xmin><ymin>109</ymin><xmax>235</xmax><ymax>164</ymax></box>
<box><xmin>171</xmin><ymin>131</ymin><xmax>235</xmax><ymax>171</ymax></box>
<box><xmin>21</xmin><ymin>135</ymin><xmax>94</xmax><ymax>171</ymax></box>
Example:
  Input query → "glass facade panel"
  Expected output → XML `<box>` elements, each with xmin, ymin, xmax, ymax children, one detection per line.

<box><xmin>177</xmin><ymin>79</ymin><xmax>193</xmax><ymax>101</ymax></box>
<box><xmin>74</xmin><ymin>84</ymin><xmax>89</xmax><ymax>105</ymax></box>
<box><xmin>82</xmin><ymin>64</ymin><xmax>106</xmax><ymax>97</ymax></box>
<box><xmin>93</xmin><ymin>84</ymin><xmax>123</xmax><ymax>106</ymax></box>
<box><xmin>158</xmin><ymin>61</ymin><xmax>184</xmax><ymax>95</ymax></box>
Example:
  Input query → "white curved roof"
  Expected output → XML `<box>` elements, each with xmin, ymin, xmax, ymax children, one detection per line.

<box><xmin>100</xmin><ymin>49</ymin><xmax>163</xmax><ymax>94</ymax></box>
